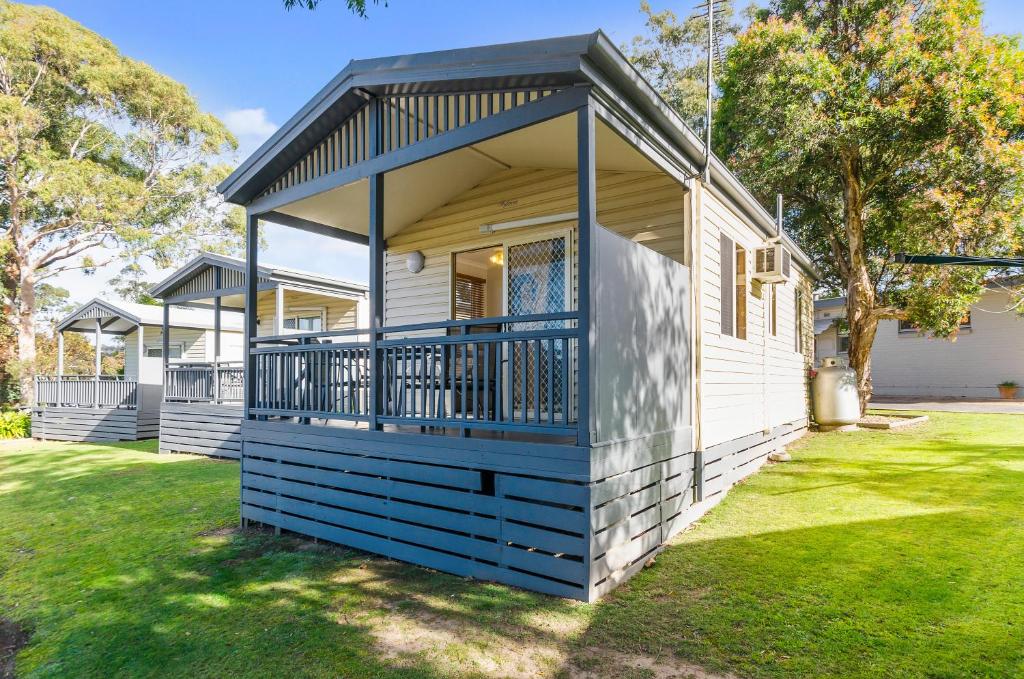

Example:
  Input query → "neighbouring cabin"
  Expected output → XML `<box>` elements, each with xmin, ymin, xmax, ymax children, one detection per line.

<box><xmin>217</xmin><ymin>32</ymin><xmax>817</xmax><ymax>601</ymax></box>
<box><xmin>149</xmin><ymin>252</ymin><xmax>368</xmax><ymax>458</ymax></box>
<box><xmin>814</xmin><ymin>284</ymin><xmax>1024</xmax><ymax>398</ymax></box>
<box><xmin>33</xmin><ymin>300</ymin><xmax>243</xmax><ymax>442</ymax></box>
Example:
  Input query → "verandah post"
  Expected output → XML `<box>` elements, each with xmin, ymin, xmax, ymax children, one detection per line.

<box><xmin>368</xmin><ymin>96</ymin><xmax>384</xmax><ymax>431</ymax></box>
<box><xmin>162</xmin><ymin>303</ymin><xmax>170</xmax><ymax>383</ymax></box>
<box><xmin>56</xmin><ymin>330</ymin><xmax>64</xmax><ymax>405</ymax></box>
<box><xmin>93</xmin><ymin>317</ymin><xmax>102</xmax><ymax>408</ymax></box>
<box><xmin>242</xmin><ymin>210</ymin><xmax>259</xmax><ymax>530</ymax></box>
<box><xmin>575</xmin><ymin>97</ymin><xmax>596</xmax><ymax>448</ymax></box>
<box><xmin>136</xmin><ymin>324</ymin><xmax>144</xmax><ymax>408</ymax></box>
<box><xmin>213</xmin><ymin>267</ymin><xmax>222</xmax><ymax>403</ymax></box>
<box><xmin>244</xmin><ymin>212</ymin><xmax>259</xmax><ymax>420</ymax></box>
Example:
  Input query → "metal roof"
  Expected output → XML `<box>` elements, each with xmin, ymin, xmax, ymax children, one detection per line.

<box><xmin>57</xmin><ymin>298</ymin><xmax>244</xmax><ymax>334</ymax></box>
<box><xmin>149</xmin><ymin>251</ymin><xmax>368</xmax><ymax>300</ymax></box>
<box><xmin>814</xmin><ymin>297</ymin><xmax>847</xmax><ymax>310</ymax></box>
<box><xmin>218</xmin><ymin>30</ymin><xmax>818</xmax><ymax>277</ymax></box>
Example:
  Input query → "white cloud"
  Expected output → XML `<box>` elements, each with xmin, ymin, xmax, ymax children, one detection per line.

<box><xmin>223</xmin><ymin>107</ymin><xmax>278</xmax><ymax>139</ymax></box>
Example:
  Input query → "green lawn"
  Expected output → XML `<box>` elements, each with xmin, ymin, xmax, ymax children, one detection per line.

<box><xmin>2</xmin><ymin>413</ymin><xmax>1023</xmax><ymax>678</ymax></box>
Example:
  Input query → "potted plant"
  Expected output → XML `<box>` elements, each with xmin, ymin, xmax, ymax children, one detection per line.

<box><xmin>998</xmin><ymin>381</ymin><xmax>1019</xmax><ymax>399</ymax></box>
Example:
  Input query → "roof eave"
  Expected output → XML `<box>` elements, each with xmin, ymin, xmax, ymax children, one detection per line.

<box><xmin>218</xmin><ymin>33</ymin><xmax>598</xmax><ymax>205</ymax></box>
<box><xmin>583</xmin><ymin>32</ymin><xmax>820</xmax><ymax>279</ymax></box>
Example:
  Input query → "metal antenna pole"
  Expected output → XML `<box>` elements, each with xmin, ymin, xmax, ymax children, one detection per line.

<box><xmin>776</xmin><ymin>193</ymin><xmax>784</xmax><ymax>236</ymax></box>
<box><xmin>704</xmin><ymin>0</ymin><xmax>714</xmax><ymax>184</ymax></box>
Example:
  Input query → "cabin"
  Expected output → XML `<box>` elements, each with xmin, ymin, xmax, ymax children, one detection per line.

<box><xmin>33</xmin><ymin>299</ymin><xmax>243</xmax><ymax>442</ymax></box>
<box><xmin>815</xmin><ymin>283</ymin><xmax>1024</xmax><ymax>398</ymax></box>
<box><xmin>149</xmin><ymin>252</ymin><xmax>368</xmax><ymax>458</ymax></box>
<box><xmin>217</xmin><ymin>32</ymin><xmax>817</xmax><ymax>601</ymax></box>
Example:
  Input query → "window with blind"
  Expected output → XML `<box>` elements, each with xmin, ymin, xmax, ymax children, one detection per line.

<box><xmin>735</xmin><ymin>242</ymin><xmax>747</xmax><ymax>340</ymax></box>
<box><xmin>720</xmin><ymin>233</ymin><xmax>750</xmax><ymax>340</ymax></box>
<box><xmin>720</xmin><ymin>234</ymin><xmax>734</xmax><ymax>336</ymax></box>
<box><xmin>454</xmin><ymin>273</ymin><xmax>486</xmax><ymax>320</ymax></box>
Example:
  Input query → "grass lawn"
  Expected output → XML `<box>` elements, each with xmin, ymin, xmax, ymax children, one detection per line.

<box><xmin>2</xmin><ymin>412</ymin><xmax>1023</xmax><ymax>678</ymax></box>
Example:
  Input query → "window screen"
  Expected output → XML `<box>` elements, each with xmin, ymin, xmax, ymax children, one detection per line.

<box><xmin>284</xmin><ymin>315</ymin><xmax>323</xmax><ymax>331</ymax></box>
<box><xmin>147</xmin><ymin>345</ymin><xmax>182</xmax><ymax>359</ymax></box>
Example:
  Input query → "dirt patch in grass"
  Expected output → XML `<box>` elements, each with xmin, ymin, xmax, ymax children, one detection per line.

<box><xmin>0</xmin><ymin>618</ymin><xmax>30</xmax><ymax>679</ymax></box>
<box><xmin>566</xmin><ymin>649</ymin><xmax>739</xmax><ymax>679</ymax></box>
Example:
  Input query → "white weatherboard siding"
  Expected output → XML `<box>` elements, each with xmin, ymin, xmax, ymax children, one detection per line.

<box><xmin>255</xmin><ymin>288</ymin><xmax>360</xmax><ymax>336</ymax></box>
<box><xmin>870</xmin><ymin>289</ymin><xmax>1024</xmax><ymax>398</ymax></box>
<box><xmin>383</xmin><ymin>167</ymin><xmax>686</xmax><ymax>329</ymax></box>
<box><xmin>124</xmin><ymin>327</ymin><xmax>206</xmax><ymax>384</ymax></box>
<box><xmin>699</xmin><ymin>187</ymin><xmax>810</xmax><ymax>449</ymax></box>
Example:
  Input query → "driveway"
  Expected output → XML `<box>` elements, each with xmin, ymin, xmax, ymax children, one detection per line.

<box><xmin>871</xmin><ymin>396</ymin><xmax>1024</xmax><ymax>415</ymax></box>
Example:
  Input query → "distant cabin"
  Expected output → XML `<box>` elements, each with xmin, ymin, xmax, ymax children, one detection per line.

<box><xmin>149</xmin><ymin>252</ymin><xmax>369</xmax><ymax>458</ymax></box>
<box><xmin>814</xmin><ymin>284</ymin><xmax>1024</xmax><ymax>398</ymax></box>
<box><xmin>33</xmin><ymin>299</ymin><xmax>243</xmax><ymax>442</ymax></box>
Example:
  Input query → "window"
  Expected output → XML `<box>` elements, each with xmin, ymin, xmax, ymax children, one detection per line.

<box><xmin>735</xmin><ymin>243</ymin><xmax>747</xmax><ymax>340</ymax></box>
<box><xmin>146</xmin><ymin>344</ymin><xmax>182</xmax><ymax>359</ymax></box>
<box><xmin>283</xmin><ymin>312</ymin><xmax>323</xmax><ymax>332</ymax></box>
<box><xmin>833</xmin><ymin>318</ymin><xmax>850</xmax><ymax>354</ymax></box>
<box><xmin>769</xmin><ymin>286</ymin><xmax>778</xmax><ymax>336</ymax></box>
<box><xmin>719</xmin><ymin>234</ymin><xmax>747</xmax><ymax>339</ymax></box>
<box><xmin>454</xmin><ymin>273</ymin><xmax>487</xmax><ymax>320</ymax></box>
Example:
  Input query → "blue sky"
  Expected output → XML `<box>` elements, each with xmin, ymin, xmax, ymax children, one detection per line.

<box><xmin>37</xmin><ymin>0</ymin><xmax>1024</xmax><ymax>304</ymax></box>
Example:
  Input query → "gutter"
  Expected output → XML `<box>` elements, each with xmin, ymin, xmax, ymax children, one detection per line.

<box><xmin>585</xmin><ymin>32</ymin><xmax>821</xmax><ymax>279</ymax></box>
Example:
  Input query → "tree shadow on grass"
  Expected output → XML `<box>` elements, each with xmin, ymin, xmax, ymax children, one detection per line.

<box><xmin>1</xmin><ymin>445</ymin><xmax>583</xmax><ymax>678</ymax></box>
<box><xmin>15</xmin><ymin>525</ymin><xmax>588</xmax><ymax>678</ymax></box>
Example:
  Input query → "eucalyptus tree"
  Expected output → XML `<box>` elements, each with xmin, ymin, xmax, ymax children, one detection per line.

<box><xmin>626</xmin><ymin>0</ymin><xmax>755</xmax><ymax>136</ymax></box>
<box><xmin>716</xmin><ymin>0</ymin><xmax>1024</xmax><ymax>409</ymax></box>
<box><xmin>0</xmin><ymin>1</ymin><xmax>242</xmax><ymax>402</ymax></box>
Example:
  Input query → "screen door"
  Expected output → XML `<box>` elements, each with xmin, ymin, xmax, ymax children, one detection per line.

<box><xmin>505</xmin><ymin>235</ymin><xmax>569</xmax><ymax>419</ymax></box>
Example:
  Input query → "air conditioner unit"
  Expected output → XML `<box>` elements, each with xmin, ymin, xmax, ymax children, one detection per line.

<box><xmin>753</xmin><ymin>244</ymin><xmax>792</xmax><ymax>283</ymax></box>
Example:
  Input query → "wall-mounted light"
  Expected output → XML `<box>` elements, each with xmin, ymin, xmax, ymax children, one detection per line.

<box><xmin>489</xmin><ymin>250</ymin><xmax>504</xmax><ymax>266</ymax></box>
<box><xmin>406</xmin><ymin>251</ymin><xmax>425</xmax><ymax>274</ymax></box>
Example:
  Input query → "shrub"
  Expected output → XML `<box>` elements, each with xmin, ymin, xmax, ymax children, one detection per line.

<box><xmin>0</xmin><ymin>410</ymin><xmax>31</xmax><ymax>439</ymax></box>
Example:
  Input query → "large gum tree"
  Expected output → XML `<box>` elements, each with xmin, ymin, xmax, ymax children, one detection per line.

<box><xmin>715</xmin><ymin>0</ymin><xmax>1024</xmax><ymax>410</ymax></box>
<box><xmin>0</xmin><ymin>1</ymin><xmax>242</xmax><ymax>402</ymax></box>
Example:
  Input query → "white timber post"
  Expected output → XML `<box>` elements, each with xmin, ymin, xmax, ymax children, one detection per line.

<box><xmin>56</xmin><ymin>331</ymin><xmax>64</xmax><ymax>406</ymax></box>
<box><xmin>213</xmin><ymin>267</ymin><xmax>222</xmax><ymax>403</ymax></box>
<box><xmin>137</xmin><ymin>325</ymin><xmax>145</xmax><ymax>409</ymax></box>
<box><xmin>274</xmin><ymin>285</ymin><xmax>285</xmax><ymax>336</ymax></box>
<box><xmin>93</xmin><ymin>317</ymin><xmax>102</xmax><ymax>408</ymax></box>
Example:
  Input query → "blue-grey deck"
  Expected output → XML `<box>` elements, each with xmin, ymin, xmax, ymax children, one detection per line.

<box><xmin>159</xmin><ymin>402</ymin><xmax>243</xmax><ymax>459</ymax></box>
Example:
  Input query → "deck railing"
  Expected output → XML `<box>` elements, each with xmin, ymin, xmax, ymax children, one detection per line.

<box><xmin>250</xmin><ymin>312</ymin><xmax>578</xmax><ymax>436</ymax></box>
<box><xmin>35</xmin><ymin>375</ymin><xmax>138</xmax><ymax>408</ymax></box>
<box><xmin>164</xmin><ymin>362</ymin><xmax>245</xmax><ymax>403</ymax></box>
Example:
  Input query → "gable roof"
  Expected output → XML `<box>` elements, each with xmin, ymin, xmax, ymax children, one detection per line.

<box><xmin>57</xmin><ymin>298</ymin><xmax>243</xmax><ymax>334</ymax></box>
<box><xmin>149</xmin><ymin>251</ymin><xmax>368</xmax><ymax>300</ymax></box>
<box><xmin>218</xmin><ymin>30</ymin><xmax>817</xmax><ymax>276</ymax></box>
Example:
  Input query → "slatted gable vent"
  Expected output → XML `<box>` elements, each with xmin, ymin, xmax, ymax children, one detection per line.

<box><xmin>454</xmin><ymin>273</ymin><xmax>486</xmax><ymax>320</ymax></box>
<box><xmin>720</xmin><ymin>233</ymin><xmax>734</xmax><ymax>337</ymax></box>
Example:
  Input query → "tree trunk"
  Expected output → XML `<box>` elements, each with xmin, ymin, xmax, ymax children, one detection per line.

<box><xmin>841</xmin><ymin>149</ymin><xmax>875</xmax><ymax>414</ymax></box>
<box><xmin>16</xmin><ymin>273</ymin><xmax>37</xmax><ymax>406</ymax></box>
